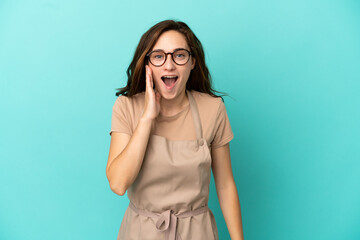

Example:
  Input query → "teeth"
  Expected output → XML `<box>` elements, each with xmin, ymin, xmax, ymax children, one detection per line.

<box><xmin>162</xmin><ymin>76</ymin><xmax>177</xmax><ymax>79</ymax></box>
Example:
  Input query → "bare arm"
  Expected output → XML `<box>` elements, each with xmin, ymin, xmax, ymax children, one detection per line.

<box><xmin>106</xmin><ymin>66</ymin><xmax>161</xmax><ymax>196</ymax></box>
<box><xmin>212</xmin><ymin>143</ymin><xmax>244</xmax><ymax>240</ymax></box>
<box><xmin>106</xmin><ymin>120</ymin><xmax>152</xmax><ymax>195</ymax></box>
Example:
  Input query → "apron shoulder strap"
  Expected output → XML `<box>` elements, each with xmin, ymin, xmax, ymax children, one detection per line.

<box><xmin>187</xmin><ymin>90</ymin><xmax>203</xmax><ymax>141</ymax></box>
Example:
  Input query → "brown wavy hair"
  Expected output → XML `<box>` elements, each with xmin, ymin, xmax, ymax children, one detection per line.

<box><xmin>115</xmin><ymin>20</ymin><xmax>223</xmax><ymax>98</ymax></box>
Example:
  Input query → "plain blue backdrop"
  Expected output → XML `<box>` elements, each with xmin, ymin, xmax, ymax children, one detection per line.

<box><xmin>1</xmin><ymin>0</ymin><xmax>359</xmax><ymax>239</ymax></box>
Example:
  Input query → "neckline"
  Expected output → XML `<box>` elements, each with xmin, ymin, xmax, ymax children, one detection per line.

<box><xmin>153</xmin><ymin>90</ymin><xmax>203</xmax><ymax>141</ymax></box>
<box><xmin>157</xmin><ymin>91</ymin><xmax>190</xmax><ymax>120</ymax></box>
<box><xmin>156</xmin><ymin>102</ymin><xmax>190</xmax><ymax>121</ymax></box>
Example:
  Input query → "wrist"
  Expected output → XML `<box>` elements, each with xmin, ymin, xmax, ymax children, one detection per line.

<box><xmin>140</xmin><ymin>116</ymin><xmax>155</xmax><ymax>124</ymax></box>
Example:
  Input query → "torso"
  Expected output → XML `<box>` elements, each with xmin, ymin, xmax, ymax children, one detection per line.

<box><xmin>116</xmin><ymin>90</ymin><xmax>230</xmax><ymax>148</ymax></box>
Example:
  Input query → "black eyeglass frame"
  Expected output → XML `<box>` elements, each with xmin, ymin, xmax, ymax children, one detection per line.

<box><xmin>146</xmin><ymin>48</ymin><xmax>193</xmax><ymax>67</ymax></box>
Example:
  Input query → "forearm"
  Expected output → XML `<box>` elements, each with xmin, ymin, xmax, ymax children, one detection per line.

<box><xmin>107</xmin><ymin>117</ymin><xmax>153</xmax><ymax>195</ymax></box>
<box><xmin>217</xmin><ymin>181</ymin><xmax>244</xmax><ymax>240</ymax></box>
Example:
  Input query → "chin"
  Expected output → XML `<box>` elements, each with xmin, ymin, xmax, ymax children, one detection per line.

<box><xmin>155</xmin><ymin>82</ymin><xmax>186</xmax><ymax>101</ymax></box>
<box><xmin>159</xmin><ymin>90</ymin><xmax>178</xmax><ymax>100</ymax></box>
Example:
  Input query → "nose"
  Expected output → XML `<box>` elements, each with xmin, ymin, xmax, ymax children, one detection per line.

<box><xmin>163</xmin><ymin>53</ymin><xmax>176</xmax><ymax>70</ymax></box>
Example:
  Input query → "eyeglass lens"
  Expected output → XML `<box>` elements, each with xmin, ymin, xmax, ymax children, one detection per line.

<box><xmin>149</xmin><ymin>49</ymin><xmax>190</xmax><ymax>66</ymax></box>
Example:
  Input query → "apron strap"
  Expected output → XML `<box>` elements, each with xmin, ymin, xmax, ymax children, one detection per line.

<box><xmin>187</xmin><ymin>90</ymin><xmax>203</xmax><ymax>142</ymax></box>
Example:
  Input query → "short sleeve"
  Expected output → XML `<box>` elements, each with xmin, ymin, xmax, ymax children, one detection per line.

<box><xmin>109</xmin><ymin>96</ymin><xmax>132</xmax><ymax>136</ymax></box>
<box><xmin>210</xmin><ymin>101</ymin><xmax>234</xmax><ymax>148</ymax></box>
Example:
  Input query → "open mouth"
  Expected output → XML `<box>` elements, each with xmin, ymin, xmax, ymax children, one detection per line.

<box><xmin>161</xmin><ymin>75</ymin><xmax>178</xmax><ymax>89</ymax></box>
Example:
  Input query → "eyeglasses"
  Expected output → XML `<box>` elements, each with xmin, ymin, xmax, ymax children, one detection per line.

<box><xmin>146</xmin><ymin>48</ymin><xmax>192</xmax><ymax>67</ymax></box>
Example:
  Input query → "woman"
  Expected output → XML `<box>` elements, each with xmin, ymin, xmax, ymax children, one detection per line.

<box><xmin>107</xmin><ymin>20</ymin><xmax>244</xmax><ymax>240</ymax></box>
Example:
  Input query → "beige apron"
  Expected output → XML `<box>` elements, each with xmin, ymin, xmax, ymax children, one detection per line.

<box><xmin>117</xmin><ymin>91</ymin><xmax>219</xmax><ymax>240</ymax></box>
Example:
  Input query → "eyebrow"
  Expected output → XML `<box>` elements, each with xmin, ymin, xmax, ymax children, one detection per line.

<box><xmin>151</xmin><ymin>47</ymin><xmax>190</xmax><ymax>52</ymax></box>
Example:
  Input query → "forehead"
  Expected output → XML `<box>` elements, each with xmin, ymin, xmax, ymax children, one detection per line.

<box><xmin>152</xmin><ymin>30</ymin><xmax>189</xmax><ymax>51</ymax></box>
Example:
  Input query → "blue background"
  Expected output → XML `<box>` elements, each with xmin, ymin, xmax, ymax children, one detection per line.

<box><xmin>1</xmin><ymin>0</ymin><xmax>359</xmax><ymax>239</ymax></box>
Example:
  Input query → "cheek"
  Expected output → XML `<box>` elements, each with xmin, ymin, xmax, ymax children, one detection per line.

<box><xmin>182</xmin><ymin>68</ymin><xmax>192</xmax><ymax>80</ymax></box>
<box><xmin>149</xmin><ymin>68</ymin><xmax>161</xmax><ymax>81</ymax></box>
<box><xmin>154</xmin><ymin>74</ymin><xmax>162</xmax><ymax>84</ymax></box>
<box><xmin>151</xmin><ymin>72</ymin><xmax>163</xmax><ymax>88</ymax></box>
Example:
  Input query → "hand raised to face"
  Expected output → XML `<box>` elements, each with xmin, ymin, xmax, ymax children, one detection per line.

<box><xmin>141</xmin><ymin>65</ymin><xmax>161</xmax><ymax>121</ymax></box>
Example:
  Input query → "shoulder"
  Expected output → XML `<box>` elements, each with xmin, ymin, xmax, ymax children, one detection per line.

<box><xmin>111</xmin><ymin>92</ymin><xmax>145</xmax><ymax>133</ymax></box>
<box><xmin>115</xmin><ymin>92</ymin><xmax>145</xmax><ymax>104</ymax></box>
<box><xmin>189</xmin><ymin>91</ymin><xmax>227</xmax><ymax>130</ymax></box>
<box><xmin>190</xmin><ymin>90</ymin><xmax>222</xmax><ymax>104</ymax></box>
<box><xmin>190</xmin><ymin>90</ymin><xmax>224</xmax><ymax>114</ymax></box>
<box><xmin>189</xmin><ymin>90</ymin><xmax>233</xmax><ymax>147</ymax></box>
<box><xmin>113</xmin><ymin>92</ymin><xmax>145</xmax><ymax>110</ymax></box>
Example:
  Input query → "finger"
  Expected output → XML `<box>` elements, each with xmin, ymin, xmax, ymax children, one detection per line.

<box><xmin>145</xmin><ymin>65</ymin><xmax>151</xmax><ymax>90</ymax></box>
<box><xmin>147</xmin><ymin>66</ymin><xmax>153</xmax><ymax>88</ymax></box>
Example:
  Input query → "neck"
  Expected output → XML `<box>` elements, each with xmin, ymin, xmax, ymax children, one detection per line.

<box><xmin>160</xmin><ymin>90</ymin><xmax>188</xmax><ymax>117</ymax></box>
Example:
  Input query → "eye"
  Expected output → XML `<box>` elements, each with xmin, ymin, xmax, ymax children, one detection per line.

<box><xmin>153</xmin><ymin>54</ymin><xmax>164</xmax><ymax>59</ymax></box>
<box><xmin>174</xmin><ymin>50</ymin><xmax>188</xmax><ymax>59</ymax></box>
